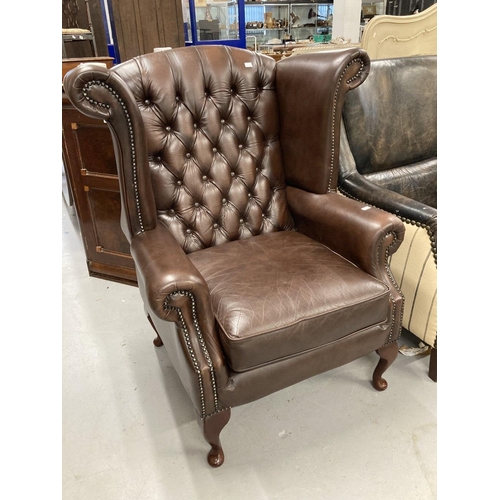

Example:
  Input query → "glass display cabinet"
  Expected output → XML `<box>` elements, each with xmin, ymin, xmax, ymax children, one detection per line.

<box><xmin>183</xmin><ymin>0</ymin><xmax>246</xmax><ymax>47</ymax></box>
<box><xmin>245</xmin><ymin>3</ymin><xmax>290</xmax><ymax>47</ymax></box>
<box><xmin>289</xmin><ymin>2</ymin><xmax>333</xmax><ymax>42</ymax></box>
<box><xmin>244</xmin><ymin>1</ymin><xmax>333</xmax><ymax>47</ymax></box>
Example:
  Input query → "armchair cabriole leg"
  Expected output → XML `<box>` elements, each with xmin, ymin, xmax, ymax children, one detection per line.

<box><xmin>429</xmin><ymin>347</ymin><xmax>437</xmax><ymax>382</ymax></box>
<box><xmin>200</xmin><ymin>408</ymin><xmax>231</xmax><ymax>468</ymax></box>
<box><xmin>153</xmin><ymin>335</ymin><xmax>164</xmax><ymax>347</ymax></box>
<box><xmin>372</xmin><ymin>341</ymin><xmax>399</xmax><ymax>391</ymax></box>
<box><xmin>146</xmin><ymin>315</ymin><xmax>164</xmax><ymax>347</ymax></box>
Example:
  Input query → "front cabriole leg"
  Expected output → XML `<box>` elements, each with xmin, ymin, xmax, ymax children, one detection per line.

<box><xmin>146</xmin><ymin>314</ymin><xmax>164</xmax><ymax>347</ymax></box>
<box><xmin>199</xmin><ymin>408</ymin><xmax>231</xmax><ymax>467</ymax></box>
<box><xmin>372</xmin><ymin>341</ymin><xmax>399</xmax><ymax>391</ymax></box>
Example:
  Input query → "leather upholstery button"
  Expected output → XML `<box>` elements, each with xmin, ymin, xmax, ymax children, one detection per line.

<box><xmin>202</xmin><ymin>175</ymin><xmax>207</xmax><ymax>181</ymax></box>
<box><xmin>239</xmin><ymin>219</ymin><xmax>244</xmax><ymax>224</ymax></box>
<box><xmin>186</xmin><ymin>153</ymin><xmax>191</xmax><ymax>159</ymax></box>
<box><xmin>166</xmin><ymin>126</ymin><xmax>171</xmax><ymax>132</ymax></box>
<box><xmin>144</xmin><ymin>99</ymin><xmax>150</xmax><ymax>105</ymax></box>
<box><xmin>222</xmin><ymin>198</ymin><xmax>227</xmax><ymax>204</ymax></box>
<box><xmin>212</xmin><ymin>148</ymin><xmax>217</xmax><ymax>153</ymax></box>
<box><xmin>193</xmin><ymin>124</ymin><xmax>197</xmax><ymax>129</ymax></box>
<box><xmin>186</xmin><ymin>229</ymin><xmax>192</xmax><ymax>234</ymax></box>
<box><xmin>194</xmin><ymin>202</ymin><xmax>200</xmax><ymax>208</ymax></box>
<box><xmin>177</xmin><ymin>180</ymin><xmax>182</xmax><ymax>186</ymax></box>
<box><xmin>213</xmin><ymin>224</ymin><xmax>218</xmax><ymax>229</ymax></box>
<box><xmin>238</xmin><ymin>145</ymin><xmax>243</xmax><ymax>149</ymax></box>
<box><xmin>221</xmin><ymin>119</ymin><xmax>225</xmax><ymax>124</ymax></box>
<box><xmin>230</xmin><ymin>172</ymin><xmax>235</xmax><ymax>177</ymax></box>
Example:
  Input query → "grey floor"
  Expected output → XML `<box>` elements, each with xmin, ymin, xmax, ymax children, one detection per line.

<box><xmin>62</xmin><ymin>197</ymin><xmax>437</xmax><ymax>500</ymax></box>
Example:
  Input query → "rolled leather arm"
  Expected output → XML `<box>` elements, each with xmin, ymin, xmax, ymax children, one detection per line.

<box><xmin>63</xmin><ymin>64</ymin><xmax>157</xmax><ymax>242</ymax></box>
<box><xmin>130</xmin><ymin>222</ymin><xmax>227</xmax><ymax>379</ymax></box>
<box><xmin>338</xmin><ymin>122</ymin><xmax>437</xmax><ymax>243</ymax></box>
<box><xmin>286</xmin><ymin>187</ymin><xmax>405</xmax><ymax>281</ymax></box>
<box><xmin>339</xmin><ymin>171</ymin><xmax>438</xmax><ymax>231</ymax></box>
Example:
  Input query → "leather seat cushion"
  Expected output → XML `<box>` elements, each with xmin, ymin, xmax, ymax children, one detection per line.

<box><xmin>188</xmin><ymin>231</ymin><xmax>391</xmax><ymax>372</ymax></box>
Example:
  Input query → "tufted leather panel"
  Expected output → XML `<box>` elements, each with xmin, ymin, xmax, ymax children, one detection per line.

<box><xmin>342</xmin><ymin>56</ymin><xmax>437</xmax><ymax>175</ymax></box>
<box><xmin>112</xmin><ymin>46</ymin><xmax>295</xmax><ymax>253</ymax></box>
<box><xmin>189</xmin><ymin>231</ymin><xmax>391</xmax><ymax>372</ymax></box>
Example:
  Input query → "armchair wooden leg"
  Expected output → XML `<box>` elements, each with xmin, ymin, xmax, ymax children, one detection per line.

<box><xmin>429</xmin><ymin>347</ymin><xmax>437</xmax><ymax>382</ymax></box>
<box><xmin>200</xmin><ymin>408</ymin><xmax>231</xmax><ymax>468</ymax></box>
<box><xmin>153</xmin><ymin>335</ymin><xmax>164</xmax><ymax>347</ymax></box>
<box><xmin>146</xmin><ymin>314</ymin><xmax>164</xmax><ymax>347</ymax></box>
<box><xmin>372</xmin><ymin>341</ymin><xmax>399</xmax><ymax>391</ymax></box>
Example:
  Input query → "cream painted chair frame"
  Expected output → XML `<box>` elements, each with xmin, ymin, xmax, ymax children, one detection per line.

<box><xmin>360</xmin><ymin>3</ymin><xmax>437</xmax><ymax>59</ymax></box>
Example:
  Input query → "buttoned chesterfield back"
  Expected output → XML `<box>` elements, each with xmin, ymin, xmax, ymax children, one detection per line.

<box><xmin>111</xmin><ymin>47</ymin><xmax>295</xmax><ymax>252</ymax></box>
<box><xmin>64</xmin><ymin>46</ymin><xmax>406</xmax><ymax>467</ymax></box>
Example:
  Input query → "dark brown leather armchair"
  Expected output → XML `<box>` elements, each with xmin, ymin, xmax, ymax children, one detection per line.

<box><xmin>63</xmin><ymin>46</ymin><xmax>405</xmax><ymax>467</ymax></box>
<box><xmin>338</xmin><ymin>55</ymin><xmax>437</xmax><ymax>380</ymax></box>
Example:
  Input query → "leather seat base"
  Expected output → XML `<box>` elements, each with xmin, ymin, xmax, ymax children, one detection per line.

<box><xmin>189</xmin><ymin>231</ymin><xmax>391</xmax><ymax>372</ymax></box>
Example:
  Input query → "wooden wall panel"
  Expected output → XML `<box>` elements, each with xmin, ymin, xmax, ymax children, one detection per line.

<box><xmin>110</xmin><ymin>0</ymin><xmax>185</xmax><ymax>62</ymax></box>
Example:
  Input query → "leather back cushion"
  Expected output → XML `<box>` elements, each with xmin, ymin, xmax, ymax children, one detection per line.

<box><xmin>343</xmin><ymin>56</ymin><xmax>437</xmax><ymax>175</ymax></box>
<box><xmin>113</xmin><ymin>46</ymin><xmax>294</xmax><ymax>253</ymax></box>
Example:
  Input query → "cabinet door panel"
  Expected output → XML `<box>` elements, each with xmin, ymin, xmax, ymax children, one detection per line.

<box><xmin>86</xmin><ymin>187</ymin><xmax>131</xmax><ymax>257</ymax></box>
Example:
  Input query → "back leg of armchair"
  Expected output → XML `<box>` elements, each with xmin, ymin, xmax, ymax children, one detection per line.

<box><xmin>372</xmin><ymin>341</ymin><xmax>399</xmax><ymax>391</ymax></box>
<box><xmin>429</xmin><ymin>347</ymin><xmax>437</xmax><ymax>382</ymax></box>
<box><xmin>199</xmin><ymin>408</ymin><xmax>231</xmax><ymax>468</ymax></box>
<box><xmin>146</xmin><ymin>314</ymin><xmax>164</xmax><ymax>347</ymax></box>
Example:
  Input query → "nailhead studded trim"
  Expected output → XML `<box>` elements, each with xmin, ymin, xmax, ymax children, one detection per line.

<box><xmin>164</xmin><ymin>290</ymin><xmax>218</xmax><ymax>417</ymax></box>
<box><xmin>327</xmin><ymin>58</ymin><xmax>365</xmax><ymax>193</ymax></box>
<box><xmin>380</xmin><ymin>231</ymin><xmax>404</xmax><ymax>342</ymax></box>
<box><xmin>399</xmin><ymin>215</ymin><xmax>437</xmax><ymax>266</ymax></box>
<box><xmin>336</xmin><ymin>190</ymin><xmax>404</xmax><ymax>342</ymax></box>
<box><xmin>339</xmin><ymin>187</ymin><xmax>437</xmax><ymax>265</ymax></box>
<box><xmin>82</xmin><ymin>80</ymin><xmax>144</xmax><ymax>232</ymax></box>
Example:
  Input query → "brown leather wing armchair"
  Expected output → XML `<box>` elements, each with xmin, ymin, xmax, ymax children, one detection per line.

<box><xmin>63</xmin><ymin>46</ymin><xmax>405</xmax><ymax>467</ymax></box>
<box><xmin>338</xmin><ymin>55</ymin><xmax>437</xmax><ymax>381</ymax></box>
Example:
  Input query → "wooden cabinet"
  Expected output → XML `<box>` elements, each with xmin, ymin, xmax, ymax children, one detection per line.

<box><xmin>62</xmin><ymin>58</ymin><xmax>137</xmax><ymax>285</ymax></box>
<box><xmin>108</xmin><ymin>0</ymin><xmax>185</xmax><ymax>62</ymax></box>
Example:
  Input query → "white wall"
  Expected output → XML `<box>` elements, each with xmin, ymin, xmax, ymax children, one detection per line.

<box><xmin>332</xmin><ymin>0</ymin><xmax>363</xmax><ymax>42</ymax></box>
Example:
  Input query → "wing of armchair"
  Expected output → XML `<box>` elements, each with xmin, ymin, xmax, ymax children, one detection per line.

<box><xmin>338</xmin><ymin>55</ymin><xmax>437</xmax><ymax>381</ymax></box>
<box><xmin>63</xmin><ymin>46</ymin><xmax>406</xmax><ymax>466</ymax></box>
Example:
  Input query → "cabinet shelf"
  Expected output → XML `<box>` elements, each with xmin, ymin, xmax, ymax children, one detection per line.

<box><xmin>244</xmin><ymin>1</ymin><xmax>332</xmax><ymax>46</ymax></box>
